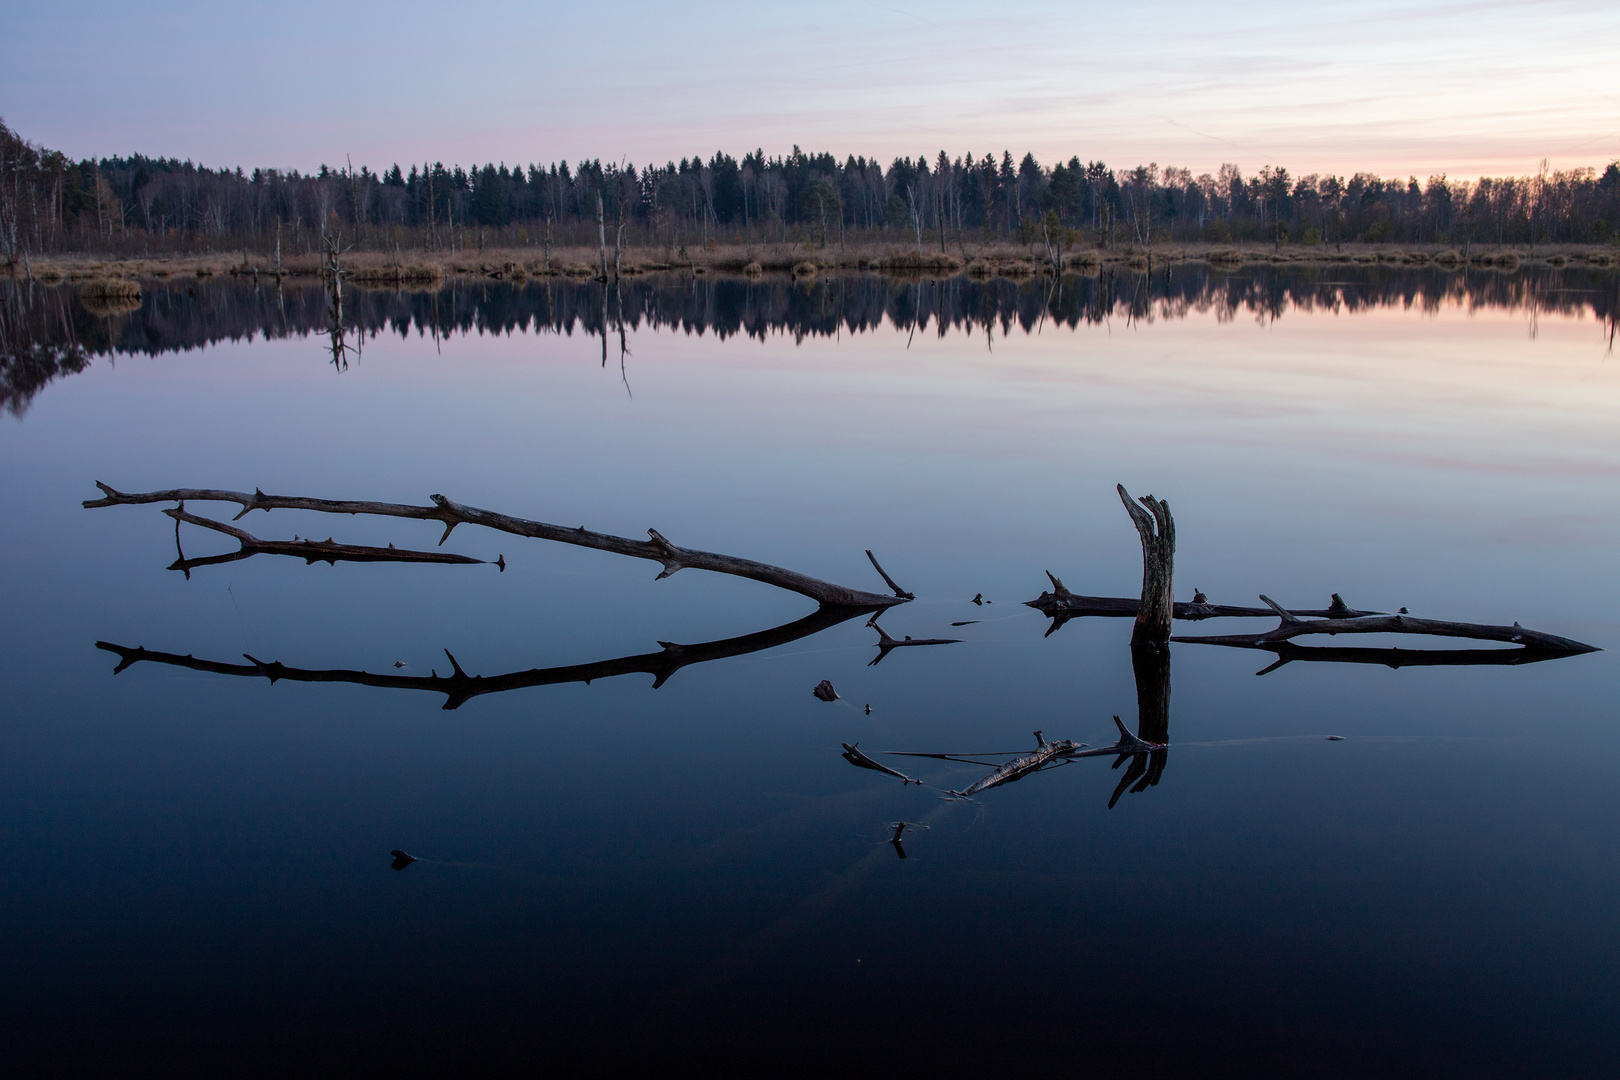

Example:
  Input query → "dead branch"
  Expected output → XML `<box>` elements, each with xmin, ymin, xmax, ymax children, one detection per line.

<box><xmin>95</xmin><ymin>604</ymin><xmax>875</xmax><ymax>711</ymax></box>
<box><xmin>1026</xmin><ymin>572</ymin><xmax>1381</xmax><ymax>633</ymax></box>
<box><xmin>163</xmin><ymin>504</ymin><xmax>485</xmax><ymax>577</ymax></box>
<box><xmin>864</xmin><ymin>549</ymin><xmax>914</xmax><ymax>600</ymax></box>
<box><xmin>85</xmin><ymin>482</ymin><xmax>905</xmax><ymax>609</ymax></box>
<box><xmin>1172</xmin><ymin>595</ymin><xmax>1599</xmax><ymax>654</ymax></box>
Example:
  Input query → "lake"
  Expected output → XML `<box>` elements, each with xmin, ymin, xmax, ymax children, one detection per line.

<box><xmin>3</xmin><ymin>265</ymin><xmax>1618</xmax><ymax>1074</ymax></box>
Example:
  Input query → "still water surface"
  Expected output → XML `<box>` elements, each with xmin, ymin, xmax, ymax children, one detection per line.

<box><xmin>3</xmin><ymin>268</ymin><xmax>1618</xmax><ymax>1072</ymax></box>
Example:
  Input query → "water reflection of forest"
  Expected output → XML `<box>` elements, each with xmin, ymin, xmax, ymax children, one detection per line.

<box><xmin>4</xmin><ymin>265</ymin><xmax>1617</xmax><ymax>416</ymax></box>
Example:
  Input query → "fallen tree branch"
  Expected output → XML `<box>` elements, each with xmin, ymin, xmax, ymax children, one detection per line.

<box><xmin>163</xmin><ymin>504</ymin><xmax>487</xmax><ymax>577</ymax></box>
<box><xmin>85</xmin><ymin>481</ymin><xmax>905</xmax><ymax>609</ymax></box>
<box><xmin>95</xmin><ymin>604</ymin><xmax>876</xmax><ymax>710</ymax></box>
<box><xmin>1172</xmin><ymin>595</ymin><xmax>1599</xmax><ymax>653</ymax></box>
<box><xmin>1026</xmin><ymin>573</ymin><xmax>1382</xmax><ymax>633</ymax></box>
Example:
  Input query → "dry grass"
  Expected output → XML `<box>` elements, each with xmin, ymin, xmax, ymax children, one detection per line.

<box><xmin>17</xmin><ymin>240</ymin><xmax>1610</xmax><ymax>290</ymax></box>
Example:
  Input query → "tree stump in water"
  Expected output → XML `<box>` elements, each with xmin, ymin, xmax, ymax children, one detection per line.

<box><xmin>1118</xmin><ymin>484</ymin><xmax>1175</xmax><ymax>647</ymax></box>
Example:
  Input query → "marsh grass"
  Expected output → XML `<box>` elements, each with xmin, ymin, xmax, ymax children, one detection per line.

<box><xmin>18</xmin><ymin>238</ymin><xmax>1606</xmax><ymax>289</ymax></box>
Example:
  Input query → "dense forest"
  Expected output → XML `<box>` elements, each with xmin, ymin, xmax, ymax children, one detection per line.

<box><xmin>3</xmin><ymin>118</ymin><xmax>1618</xmax><ymax>262</ymax></box>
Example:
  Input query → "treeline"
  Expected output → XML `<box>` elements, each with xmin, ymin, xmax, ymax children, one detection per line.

<box><xmin>3</xmin><ymin>118</ymin><xmax>1619</xmax><ymax>263</ymax></box>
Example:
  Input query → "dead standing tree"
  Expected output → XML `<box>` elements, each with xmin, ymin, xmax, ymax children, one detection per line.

<box><xmin>1119</xmin><ymin>484</ymin><xmax>1174</xmax><ymax>648</ymax></box>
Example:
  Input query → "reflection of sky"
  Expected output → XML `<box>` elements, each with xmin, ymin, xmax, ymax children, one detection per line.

<box><xmin>5</xmin><ymin>1</ymin><xmax>1617</xmax><ymax>178</ymax></box>
<box><xmin>3</xmin><ymin>296</ymin><xmax>1620</xmax><ymax>1066</ymax></box>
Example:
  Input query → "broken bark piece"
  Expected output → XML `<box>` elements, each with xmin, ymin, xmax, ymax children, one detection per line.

<box><xmin>813</xmin><ymin>679</ymin><xmax>839</xmax><ymax>702</ymax></box>
<box><xmin>87</xmin><ymin>482</ymin><xmax>903</xmax><ymax>609</ymax></box>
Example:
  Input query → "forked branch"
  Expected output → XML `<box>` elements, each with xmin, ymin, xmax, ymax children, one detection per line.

<box><xmin>86</xmin><ymin>482</ymin><xmax>908</xmax><ymax>609</ymax></box>
<box><xmin>163</xmin><ymin>504</ymin><xmax>486</xmax><ymax>577</ymax></box>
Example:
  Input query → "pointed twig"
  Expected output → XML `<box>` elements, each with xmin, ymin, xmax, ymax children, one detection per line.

<box><xmin>865</xmin><ymin>549</ymin><xmax>915</xmax><ymax>600</ymax></box>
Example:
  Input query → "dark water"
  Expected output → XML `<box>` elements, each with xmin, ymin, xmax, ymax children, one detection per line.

<box><xmin>3</xmin><ymin>268</ymin><xmax>1619</xmax><ymax>1074</ymax></box>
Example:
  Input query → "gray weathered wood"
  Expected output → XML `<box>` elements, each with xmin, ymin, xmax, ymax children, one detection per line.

<box><xmin>85</xmin><ymin>482</ymin><xmax>905</xmax><ymax>609</ymax></box>
<box><xmin>1025</xmin><ymin>575</ymin><xmax>1381</xmax><ymax>629</ymax></box>
<box><xmin>1118</xmin><ymin>484</ymin><xmax>1174</xmax><ymax>647</ymax></box>
<box><xmin>163</xmin><ymin>504</ymin><xmax>484</xmax><ymax>577</ymax></box>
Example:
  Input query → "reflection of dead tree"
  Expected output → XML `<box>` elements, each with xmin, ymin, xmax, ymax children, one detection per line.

<box><xmin>1110</xmin><ymin>645</ymin><xmax>1169</xmax><ymax>808</ymax></box>
<box><xmin>96</xmin><ymin>604</ymin><xmax>874</xmax><ymax>710</ymax></box>
<box><xmin>163</xmin><ymin>504</ymin><xmax>487</xmax><ymax>578</ymax></box>
<box><xmin>85</xmin><ymin>482</ymin><xmax>910</xmax><ymax>609</ymax></box>
<box><xmin>322</xmin><ymin>232</ymin><xmax>355</xmax><ymax>370</ymax></box>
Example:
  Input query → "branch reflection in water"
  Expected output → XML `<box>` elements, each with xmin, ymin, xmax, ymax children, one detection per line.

<box><xmin>97</xmin><ymin>603</ymin><xmax>880</xmax><ymax>711</ymax></box>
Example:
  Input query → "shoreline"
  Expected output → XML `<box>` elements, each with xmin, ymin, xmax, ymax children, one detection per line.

<box><xmin>9</xmin><ymin>240</ymin><xmax>1617</xmax><ymax>287</ymax></box>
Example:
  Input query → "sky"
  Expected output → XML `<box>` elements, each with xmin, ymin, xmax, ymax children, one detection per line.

<box><xmin>2</xmin><ymin>0</ymin><xmax>1616</xmax><ymax>181</ymax></box>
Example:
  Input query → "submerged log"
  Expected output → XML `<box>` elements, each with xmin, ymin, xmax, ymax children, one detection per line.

<box><xmin>1172</xmin><ymin>595</ymin><xmax>1599</xmax><ymax>654</ymax></box>
<box><xmin>85</xmin><ymin>482</ymin><xmax>906</xmax><ymax>609</ymax></box>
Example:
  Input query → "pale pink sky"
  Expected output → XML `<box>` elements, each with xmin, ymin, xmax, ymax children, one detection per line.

<box><xmin>3</xmin><ymin>0</ymin><xmax>1616</xmax><ymax>180</ymax></box>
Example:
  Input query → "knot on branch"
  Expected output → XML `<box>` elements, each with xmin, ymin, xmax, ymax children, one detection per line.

<box><xmin>648</xmin><ymin>528</ymin><xmax>685</xmax><ymax>579</ymax></box>
<box><xmin>428</xmin><ymin>494</ymin><xmax>466</xmax><ymax>544</ymax></box>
